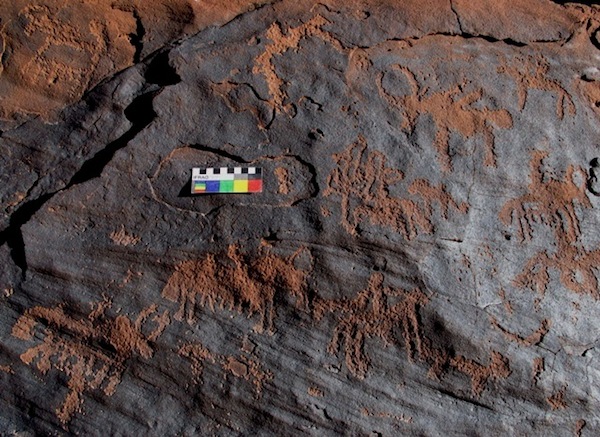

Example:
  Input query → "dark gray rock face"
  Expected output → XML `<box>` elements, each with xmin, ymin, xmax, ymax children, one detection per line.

<box><xmin>2</xmin><ymin>1</ymin><xmax>600</xmax><ymax>435</ymax></box>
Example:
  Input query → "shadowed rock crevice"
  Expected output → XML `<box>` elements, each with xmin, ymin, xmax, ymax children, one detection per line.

<box><xmin>448</xmin><ymin>0</ymin><xmax>526</xmax><ymax>47</ymax></box>
<box><xmin>69</xmin><ymin>91</ymin><xmax>158</xmax><ymax>185</ymax></box>
<box><xmin>456</xmin><ymin>33</ymin><xmax>527</xmax><ymax>47</ymax></box>
<box><xmin>0</xmin><ymin>88</ymin><xmax>162</xmax><ymax>279</ymax></box>
<box><xmin>436</xmin><ymin>387</ymin><xmax>494</xmax><ymax>411</ymax></box>
<box><xmin>0</xmin><ymin>193</ymin><xmax>53</xmax><ymax>279</ymax></box>
<box><xmin>591</xmin><ymin>27</ymin><xmax>600</xmax><ymax>51</ymax></box>
<box><xmin>413</xmin><ymin>31</ymin><xmax>537</xmax><ymax>48</ymax></box>
<box><xmin>129</xmin><ymin>10</ymin><xmax>146</xmax><ymax>64</ymax></box>
<box><xmin>449</xmin><ymin>0</ymin><xmax>464</xmax><ymax>33</ymax></box>
<box><xmin>145</xmin><ymin>50</ymin><xmax>181</xmax><ymax>86</ymax></box>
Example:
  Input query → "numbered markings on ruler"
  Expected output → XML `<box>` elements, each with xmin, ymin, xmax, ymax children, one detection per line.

<box><xmin>191</xmin><ymin>167</ymin><xmax>263</xmax><ymax>194</ymax></box>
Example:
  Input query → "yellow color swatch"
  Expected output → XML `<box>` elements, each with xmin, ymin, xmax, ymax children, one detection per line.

<box><xmin>233</xmin><ymin>180</ymin><xmax>249</xmax><ymax>193</ymax></box>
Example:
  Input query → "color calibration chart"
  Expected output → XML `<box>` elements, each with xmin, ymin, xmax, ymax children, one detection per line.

<box><xmin>191</xmin><ymin>167</ymin><xmax>263</xmax><ymax>194</ymax></box>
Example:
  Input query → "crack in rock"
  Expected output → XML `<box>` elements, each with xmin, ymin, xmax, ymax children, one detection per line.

<box><xmin>0</xmin><ymin>50</ymin><xmax>182</xmax><ymax>279</ymax></box>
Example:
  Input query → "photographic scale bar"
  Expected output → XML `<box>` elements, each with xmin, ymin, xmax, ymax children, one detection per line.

<box><xmin>191</xmin><ymin>167</ymin><xmax>263</xmax><ymax>194</ymax></box>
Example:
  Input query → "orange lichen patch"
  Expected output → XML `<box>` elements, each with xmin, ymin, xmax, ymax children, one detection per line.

<box><xmin>500</xmin><ymin>150</ymin><xmax>590</xmax><ymax>243</ymax></box>
<box><xmin>179</xmin><ymin>342</ymin><xmax>272</xmax><ymax>396</ymax></box>
<box><xmin>308</xmin><ymin>386</ymin><xmax>324</xmax><ymax>397</ymax></box>
<box><xmin>345</xmin><ymin>47</ymin><xmax>373</xmax><ymax>84</ymax></box>
<box><xmin>532</xmin><ymin>357</ymin><xmax>544</xmax><ymax>385</ymax></box>
<box><xmin>4</xmin><ymin>191</ymin><xmax>26</xmax><ymax>210</ymax></box>
<box><xmin>274</xmin><ymin>167</ymin><xmax>291</xmax><ymax>195</ymax></box>
<box><xmin>253</xmin><ymin>15</ymin><xmax>343</xmax><ymax>113</ymax></box>
<box><xmin>547</xmin><ymin>385</ymin><xmax>568</xmax><ymax>410</ymax></box>
<box><xmin>491</xmin><ymin>318</ymin><xmax>551</xmax><ymax>346</ymax></box>
<box><xmin>378</xmin><ymin>64</ymin><xmax>512</xmax><ymax>171</ymax></box>
<box><xmin>499</xmin><ymin>56</ymin><xmax>576</xmax><ymax>120</ymax></box>
<box><xmin>110</xmin><ymin>226</ymin><xmax>141</xmax><ymax>247</ymax></box>
<box><xmin>314</xmin><ymin>273</ymin><xmax>429</xmax><ymax>379</ymax></box>
<box><xmin>450</xmin><ymin>351</ymin><xmax>511</xmax><ymax>397</ymax></box>
<box><xmin>324</xmin><ymin>136</ymin><xmax>467</xmax><ymax>239</ymax></box>
<box><xmin>0</xmin><ymin>365</ymin><xmax>13</xmax><ymax>374</ymax></box>
<box><xmin>12</xmin><ymin>302</ymin><xmax>168</xmax><ymax>424</ymax></box>
<box><xmin>162</xmin><ymin>245</ymin><xmax>311</xmax><ymax>334</ymax></box>
<box><xmin>187</xmin><ymin>0</ymin><xmax>271</xmax><ymax>32</ymax></box>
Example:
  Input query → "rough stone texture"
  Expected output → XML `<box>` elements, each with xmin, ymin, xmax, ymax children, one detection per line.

<box><xmin>0</xmin><ymin>0</ymin><xmax>269</xmax><ymax>120</ymax></box>
<box><xmin>1</xmin><ymin>0</ymin><xmax>600</xmax><ymax>436</ymax></box>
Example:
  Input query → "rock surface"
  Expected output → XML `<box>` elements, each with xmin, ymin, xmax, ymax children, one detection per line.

<box><xmin>1</xmin><ymin>0</ymin><xmax>600</xmax><ymax>435</ymax></box>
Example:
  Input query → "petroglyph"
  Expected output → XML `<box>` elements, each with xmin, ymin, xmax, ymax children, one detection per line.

<box><xmin>450</xmin><ymin>352</ymin><xmax>511</xmax><ymax>397</ymax></box>
<box><xmin>514</xmin><ymin>239</ymin><xmax>600</xmax><ymax>299</ymax></box>
<box><xmin>110</xmin><ymin>225</ymin><xmax>141</xmax><ymax>247</ymax></box>
<box><xmin>162</xmin><ymin>245</ymin><xmax>311</xmax><ymax>334</ymax></box>
<box><xmin>179</xmin><ymin>342</ymin><xmax>273</xmax><ymax>396</ymax></box>
<box><xmin>532</xmin><ymin>357</ymin><xmax>544</xmax><ymax>385</ymax></box>
<box><xmin>577</xmin><ymin>78</ymin><xmax>600</xmax><ymax>120</ymax></box>
<box><xmin>314</xmin><ymin>273</ymin><xmax>510</xmax><ymax>396</ymax></box>
<box><xmin>308</xmin><ymin>386</ymin><xmax>324</xmax><ymax>397</ymax></box>
<box><xmin>408</xmin><ymin>179</ymin><xmax>469</xmax><ymax>220</ymax></box>
<box><xmin>12</xmin><ymin>302</ymin><xmax>169</xmax><ymax>424</ymax></box>
<box><xmin>314</xmin><ymin>273</ymin><xmax>429</xmax><ymax>379</ymax></box>
<box><xmin>360</xmin><ymin>407</ymin><xmax>413</xmax><ymax>424</ymax></box>
<box><xmin>20</xmin><ymin>5</ymin><xmax>105</xmax><ymax>99</ymax></box>
<box><xmin>547</xmin><ymin>385</ymin><xmax>568</xmax><ymax>410</ymax></box>
<box><xmin>378</xmin><ymin>64</ymin><xmax>512</xmax><ymax>171</ymax></box>
<box><xmin>498</xmin><ymin>289</ymin><xmax>514</xmax><ymax>315</ymax></box>
<box><xmin>324</xmin><ymin>136</ymin><xmax>468</xmax><ymax>239</ymax></box>
<box><xmin>491</xmin><ymin>318</ymin><xmax>551</xmax><ymax>346</ymax></box>
<box><xmin>253</xmin><ymin>15</ymin><xmax>344</xmax><ymax>114</ymax></box>
<box><xmin>500</xmin><ymin>150</ymin><xmax>590</xmax><ymax>243</ymax></box>
<box><xmin>501</xmin><ymin>151</ymin><xmax>600</xmax><ymax>298</ymax></box>
<box><xmin>274</xmin><ymin>166</ymin><xmax>291</xmax><ymax>195</ymax></box>
<box><xmin>499</xmin><ymin>56</ymin><xmax>576</xmax><ymax>120</ymax></box>
<box><xmin>212</xmin><ymin>81</ymin><xmax>275</xmax><ymax>130</ymax></box>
